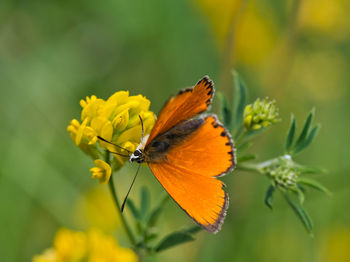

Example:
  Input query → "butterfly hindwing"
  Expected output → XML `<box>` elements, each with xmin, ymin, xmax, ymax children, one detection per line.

<box><xmin>146</xmin><ymin>76</ymin><xmax>214</xmax><ymax>146</ymax></box>
<box><xmin>148</xmin><ymin>162</ymin><xmax>228</xmax><ymax>233</ymax></box>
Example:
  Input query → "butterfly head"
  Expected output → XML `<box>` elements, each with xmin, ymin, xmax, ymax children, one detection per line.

<box><xmin>130</xmin><ymin>148</ymin><xmax>145</xmax><ymax>163</ymax></box>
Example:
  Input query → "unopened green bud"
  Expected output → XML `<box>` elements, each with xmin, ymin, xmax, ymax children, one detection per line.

<box><xmin>243</xmin><ymin>97</ymin><xmax>280</xmax><ymax>131</ymax></box>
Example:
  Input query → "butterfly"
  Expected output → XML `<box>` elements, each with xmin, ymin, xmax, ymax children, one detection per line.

<box><xmin>129</xmin><ymin>76</ymin><xmax>236</xmax><ymax>233</ymax></box>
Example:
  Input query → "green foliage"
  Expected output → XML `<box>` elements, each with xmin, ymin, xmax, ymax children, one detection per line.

<box><xmin>264</xmin><ymin>185</ymin><xmax>275</xmax><ymax>210</ymax></box>
<box><xmin>223</xmin><ymin>71</ymin><xmax>329</xmax><ymax>234</ymax></box>
<box><xmin>283</xmin><ymin>192</ymin><xmax>313</xmax><ymax>234</ymax></box>
<box><xmin>232</xmin><ymin>70</ymin><xmax>247</xmax><ymax>135</ymax></box>
<box><xmin>285</xmin><ymin>114</ymin><xmax>296</xmax><ymax>152</ymax></box>
<box><xmin>297</xmin><ymin>177</ymin><xmax>331</xmax><ymax>195</ymax></box>
<box><xmin>286</xmin><ymin>109</ymin><xmax>320</xmax><ymax>155</ymax></box>
<box><xmin>217</xmin><ymin>92</ymin><xmax>232</xmax><ymax>130</ymax></box>
<box><xmin>154</xmin><ymin>226</ymin><xmax>201</xmax><ymax>253</ymax></box>
<box><xmin>124</xmin><ymin>190</ymin><xmax>201</xmax><ymax>253</ymax></box>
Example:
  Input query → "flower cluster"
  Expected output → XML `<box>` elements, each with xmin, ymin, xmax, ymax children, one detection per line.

<box><xmin>243</xmin><ymin>98</ymin><xmax>279</xmax><ymax>131</ymax></box>
<box><xmin>262</xmin><ymin>155</ymin><xmax>299</xmax><ymax>189</ymax></box>
<box><xmin>32</xmin><ymin>228</ymin><xmax>138</xmax><ymax>262</ymax></box>
<box><xmin>67</xmin><ymin>92</ymin><xmax>156</xmax><ymax>183</ymax></box>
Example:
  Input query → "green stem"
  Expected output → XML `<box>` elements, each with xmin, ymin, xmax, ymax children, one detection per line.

<box><xmin>236</xmin><ymin>163</ymin><xmax>262</xmax><ymax>174</ymax></box>
<box><xmin>105</xmin><ymin>151</ymin><xmax>137</xmax><ymax>246</ymax></box>
<box><xmin>235</xmin><ymin>129</ymin><xmax>248</xmax><ymax>147</ymax></box>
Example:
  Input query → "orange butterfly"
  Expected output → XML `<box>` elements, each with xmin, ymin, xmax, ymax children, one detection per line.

<box><xmin>130</xmin><ymin>76</ymin><xmax>236</xmax><ymax>233</ymax></box>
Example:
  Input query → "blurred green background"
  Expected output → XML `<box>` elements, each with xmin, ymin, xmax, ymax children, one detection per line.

<box><xmin>1</xmin><ymin>0</ymin><xmax>350</xmax><ymax>261</ymax></box>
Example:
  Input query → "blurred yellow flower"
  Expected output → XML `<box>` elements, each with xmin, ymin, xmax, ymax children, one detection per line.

<box><xmin>67</xmin><ymin>91</ymin><xmax>156</xmax><ymax>173</ymax></box>
<box><xmin>33</xmin><ymin>228</ymin><xmax>138</xmax><ymax>262</ymax></box>
<box><xmin>89</xmin><ymin>159</ymin><xmax>112</xmax><ymax>184</ymax></box>
<box><xmin>319</xmin><ymin>227</ymin><xmax>350</xmax><ymax>262</ymax></box>
<box><xmin>74</xmin><ymin>186</ymin><xmax>120</xmax><ymax>232</ymax></box>
<box><xmin>196</xmin><ymin>0</ymin><xmax>277</xmax><ymax>66</ymax></box>
<box><xmin>299</xmin><ymin>0</ymin><xmax>349</xmax><ymax>37</ymax></box>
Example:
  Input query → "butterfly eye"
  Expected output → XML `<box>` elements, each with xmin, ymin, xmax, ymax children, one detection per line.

<box><xmin>133</xmin><ymin>149</ymin><xmax>142</xmax><ymax>156</ymax></box>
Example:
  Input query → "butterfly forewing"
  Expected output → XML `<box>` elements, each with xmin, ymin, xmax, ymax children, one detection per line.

<box><xmin>146</xmin><ymin>76</ymin><xmax>214</xmax><ymax>146</ymax></box>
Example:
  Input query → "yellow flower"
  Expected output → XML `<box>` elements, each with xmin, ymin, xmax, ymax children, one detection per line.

<box><xmin>67</xmin><ymin>119</ymin><xmax>99</xmax><ymax>159</ymax></box>
<box><xmin>67</xmin><ymin>90</ymin><xmax>156</xmax><ymax>179</ymax></box>
<box><xmin>32</xmin><ymin>228</ymin><xmax>138</xmax><ymax>262</ymax></box>
<box><xmin>32</xmin><ymin>249</ymin><xmax>57</xmax><ymax>262</ymax></box>
<box><xmin>89</xmin><ymin>159</ymin><xmax>112</xmax><ymax>184</ymax></box>
<box><xmin>88</xmin><ymin>228</ymin><xmax>138</xmax><ymax>262</ymax></box>
<box><xmin>54</xmin><ymin>228</ymin><xmax>87</xmax><ymax>261</ymax></box>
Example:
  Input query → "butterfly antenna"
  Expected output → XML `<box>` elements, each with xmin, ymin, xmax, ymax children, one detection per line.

<box><xmin>138</xmin><ymin>115</ymin><xmax>144</xmax><ymax>142</ymax></box>
<box><xmin>108</xmin><ymin>151</ymin><xmax>130</xmax><ymax>158</ymax></box>
<box><xmin>97</xmin><ymin>136</ymin><xmax>133</xmax><ymax>154</ymax></box>
<box><xmin>121</xmin><ymin>164</ymin><xmax>141</xmax><ymax>212</ymax></box>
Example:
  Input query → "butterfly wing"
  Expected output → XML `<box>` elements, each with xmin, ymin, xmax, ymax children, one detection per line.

<box><xmin>148</xmin><ymin>115</ymin><xmax>235</xmax><ymax>233</ymax></box>
<box><xmin>146</xmin><ymin>76</ymin><xmax>214</xmax><ymax>146</ymax></box>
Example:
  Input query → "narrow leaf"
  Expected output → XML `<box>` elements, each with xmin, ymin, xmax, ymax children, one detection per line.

<box><xmin>147</xmin><ymin>206</ymin><xmax>162</xmax><ymax>227</ymax></box>
<box><xmin>297</xmin><ymin>178</ymin><xmax>331</xmax><ymax>195</ymax></box>
<box><xmin>264</xmin><ymin>185</ymin><xmax>275</xmax><ymax>209</ymax></box>
<box><xmin>293</xmin><ymin>187</ymin><xmax>305</xmax><ymax>204</ymax></box>
<box><xmin>183</xmin><ymin>225</ymin><xmax>202</xmax><ymax>234</ymax></box>
<box><xmin>285</xmin><ymin>114</ymin><xmax>296</xmax><ymax>153</ymax></box>
<box><xmin>284</xmin><ymin>192</ymin><xmax>313</xmax><ymax>234</ymax></box>
<box><xmin>145</xmin><ymin>232</ymin><xmax>158</xmax><ymax>243</ymax></box>
<box><xmin>245</xmin><ymin>128</ymin><xmax>265</xmax><ymax>138</ymax></box>
<box><xmin>140</xmin><ymin>186</ymin><xmax>150</xmax><ymax>220</ymax></box>
<box><xmin>147</xmin><ymin>195</ymin><xmax>169</xmax><ymax>227</ymax></box>
<box><xmin>232</xmin><ymin>70</ymin><xmax>247</xmax><ymax>133</ymax></box>
<box><xmin>126</xmin><ymin>199</ymin><xmax>140</xmax><ymax>220</ymax></box>
<box><xmin>218</xmin><ymin>92</ymin><xmax>232</xmax><ymax>130</ymax></box>
<box><xmin>237</xmin><ymin>141</ymin><xmax>252</xmax><ymax>153</ymax></box>
<box><xmin>237</xmin><ymin>154</ymin><xmax>256</xmax><ymax>163</ymax></box>
<box><xmin>294</xmin><ymin>109</ymin><xmax>314</xmax><ymax>151</ymax></box>
<box><xmin>155</xmin><ymin>232</ymin><xmax>195</xmax><ymax>252</ymax></box>
<box><xmin>298</xmin><ymin>165</ymin><xmax>327</xmax><ymax>175</ymax></box>
<box><xmin>294</xmin><ymin>125</ymin><xmax>320</xmax><ymax>154</ymax></box>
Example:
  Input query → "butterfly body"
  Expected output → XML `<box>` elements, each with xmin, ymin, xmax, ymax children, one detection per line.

<box><xmin>131</xmin><ymin>76</ymin><xmax>235</xmax><ymax>233</ymax></box>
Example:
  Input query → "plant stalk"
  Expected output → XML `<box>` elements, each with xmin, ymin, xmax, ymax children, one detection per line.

<box><xmin>105</xmin><ymin>151</ymin><xmax>137</xmax><ymax>246</ymax></box>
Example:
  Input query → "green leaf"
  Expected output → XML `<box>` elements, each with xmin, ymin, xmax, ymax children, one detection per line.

<box><xmin>237</xmin><ymin>154</ymin><xmax>256</xmax><ymax>163</ymax></box>
<box><xmin>218</xmin><ymin>92</ymin><xmax>232</xmax><ymax>130</ymax></box>
<box><xmin>293</xmin><ymin>187</ymin><xmax>305</xmax><ymax>204</ymax></box>
<box><xmin>236</xmin><ymin>141</ymin><xmax>252</xmax><ymax>153</ymax></box>
<box><xmin>126</xmin><ymin>199</ymin><xmax>140</xmax><ymax>220</ymax></box>
<box><xmin>285</xmin><ymin>114</ymin><xmax>296</xmax><ymax>153</ymax></box>
<box><xmin>147</xmin><ymin>205</ymin><xmax>162</xmax><ymax>227</ymax></box>
<box><xmin>294</xmin><ymin>125</ymin><xmax>320</xmax><ymax>154</ymax></box>
<box><xmin>232</xmin><ymin>70</ymin><xmax>247</xmax><ymax>133</ymax></box>
<box><xmin>140</xmin><ymin>186</ymin><xmax>150</xmax><ymax>220</ymax></box>
<box><xmin>183</xmin><ymin>225</ymin><xmax>202</xmax><ymax>234</ymax></box>
<box><xmin>245</xmin><ymin>128</ymin><xmax>265</xmax><ymax>138</ymax></box>
<box><xmin>297</xmin><ymin>165</ymin><xmax>327</xmax><ymax>175</ymax></box>
<box><xmin>297</xmin><ymin>177</ymin><xmax>331</xmax><ymax>195</ymax></box>
<box><xmin>145</xmin><ymin>232</ymin><xmax>158</xmax><ymax>243</ymax></box>
<box><xmin>147</xmin><ymin>195</ymin><xmax>169</xmax><ymax>227</ymax></box>
<box><xmin>264</xmin><ymin>185</ymin><xmax>275</xmax><ymax>209</ymax></box>
<box><xmin>294</xmin><ymin>109</ymin><xmax>314</xmax><ymax>152</ymax></box>
<box><xmin>283</xmin><ymin>192</ymin><xmax>313</xmax><ymax>234</ymax></box>
<box><xmin>155</xmin><ymin>231</ymin><xmax>195</xmax><ymax>253</ymax></box>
